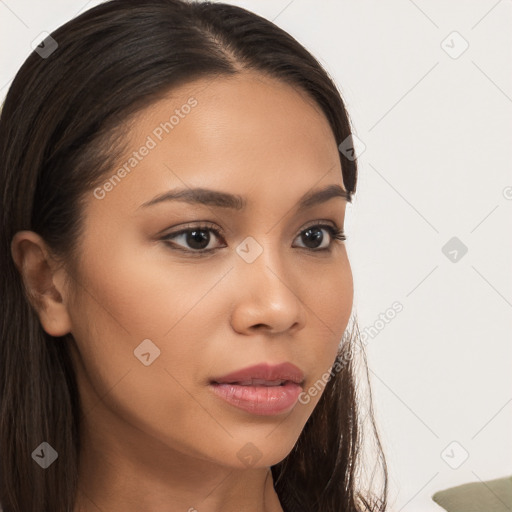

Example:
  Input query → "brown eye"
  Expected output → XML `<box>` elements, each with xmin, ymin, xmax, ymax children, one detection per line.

<box><xmin>162</xmin><ymin>225</ymin><xmax>225</xmax><ymax>252</ymax></box>
<box><xmin>300</xmin><ymin>226</ymin><xmax>325</xmax><ymax>249</ymax></box>
<box><xmin>293</xmin><ymin>224</ymin><xmax>346</xmax><ymax>251</ymax></box>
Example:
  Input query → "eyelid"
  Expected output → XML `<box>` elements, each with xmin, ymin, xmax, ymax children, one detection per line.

<box><xmin>162</xmin><ymin>221</ymin><xmax>224</xmax><ymax>238</ymax></box>
<box><xmin>297</xmin><ymin>218</ymin><xmax>339</xmax><ymax>234</ymax></box>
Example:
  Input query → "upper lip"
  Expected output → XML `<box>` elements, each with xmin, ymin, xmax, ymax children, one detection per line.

<box><xmin>210</xmin><ymin>362</ymin><xmax>305</xmax><ymax>385</ymax></box>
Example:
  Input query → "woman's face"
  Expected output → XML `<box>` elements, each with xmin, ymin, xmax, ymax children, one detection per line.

<box><xmin>61</xmin><ymin>72</ymin><xmax>353</xmax><ymax>469</ymax></box>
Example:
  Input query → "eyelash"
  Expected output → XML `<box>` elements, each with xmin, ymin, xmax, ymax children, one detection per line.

<box><xmin>161</xmin><ymin>221</ymin><xmax>346</xmax><ymax>255</ymax></box>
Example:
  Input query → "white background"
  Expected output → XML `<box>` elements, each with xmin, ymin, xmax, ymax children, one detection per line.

<box><xmin>1</xmin><ymin>1</ymin><xmax>511</xmax><ymax>510</ymax></box>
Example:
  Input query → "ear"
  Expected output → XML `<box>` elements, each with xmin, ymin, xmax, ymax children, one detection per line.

<box><xmin>10</xmin><ymin>230</ymin><xmax>73</xmax><ymax>337</ymax></box>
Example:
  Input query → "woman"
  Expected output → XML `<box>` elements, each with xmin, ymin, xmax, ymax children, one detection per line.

<box><xmin>0</xmin><ymin>1</ymin><xmax>388</xmax><ymax>511</ymax></box>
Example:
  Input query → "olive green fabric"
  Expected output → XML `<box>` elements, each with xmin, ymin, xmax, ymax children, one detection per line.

<box><xmin>432</xmin><ymin>475</ymin><xmax>512</xmax><ymax>511</ymax></box>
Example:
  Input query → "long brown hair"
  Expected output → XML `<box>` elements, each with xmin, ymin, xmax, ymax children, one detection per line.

<box><xmin>0</xmin><ymin>1</ymin><xmax>387</xmax><ymax>510</ymax></box>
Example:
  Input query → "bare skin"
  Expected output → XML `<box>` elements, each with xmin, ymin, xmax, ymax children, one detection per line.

<box><xmin>11</xmin><ymin>71</ymin><xmax>353</xmax><ymax>512</ymax></box>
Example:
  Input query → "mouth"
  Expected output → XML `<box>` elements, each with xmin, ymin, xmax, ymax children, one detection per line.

<box><xmin>207</xmin><ymin>362</ymin><xmax>305</xmax><ymax>415</ymax></box>
<box><xmin>210</xmin><ymin>378</ymin><xmax>289</xmax><ymax>386</ymax></box>
<box><xmin>209</xmin><ymin>362</ymin><xmax>305</xmax><ymax>387</ymax></box>
<box><xmin>208</xmin><ymin>380</ymin><xmax>304</xmax><ymax>415</ymax></box>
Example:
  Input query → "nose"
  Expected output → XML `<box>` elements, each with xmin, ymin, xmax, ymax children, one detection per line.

<box><xmin>229</xmin><ymin>241</ymin><xmax>307</xmax><ymax>336</ymax></box>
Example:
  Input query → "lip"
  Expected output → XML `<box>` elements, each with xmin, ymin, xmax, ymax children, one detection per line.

<box><xmin>208</xmin><ymin>362</ymin><xmax>305</xmax><ymax>416</ymax></box>
<box><xmin>210</xmin><ymin>362</ymin><xmax>305</xmax><ymax>386</ymax></box>
<box><xmin>209</xmin><ymin>381</ymin><xmax>303</xmax><ymax>415</ymax></box>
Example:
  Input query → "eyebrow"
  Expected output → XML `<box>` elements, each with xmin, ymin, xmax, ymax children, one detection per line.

<box><xmin>138</xmin><ymin>183</ymin><xmax>351</xmax><ymax>212</ymax></box>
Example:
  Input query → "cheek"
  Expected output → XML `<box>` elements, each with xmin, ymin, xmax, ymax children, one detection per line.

<box><xmin>306</xmin><ymin>253</ymin><xmax>353</xmax><ymax>337</ymax></box>
<box><xmin>298</xmin><ymin>256</ymin><xmax>353</xmax><ymax>400</ymax></box>
<box><xmin>74</xmin><ymin>232</ymin><xmax>224</xmax><ymax>339</ymax></box>
<box><xmin>68</xmin><ymin>245</ymin><xmax>229</xmax><ymax>439</ymax></box>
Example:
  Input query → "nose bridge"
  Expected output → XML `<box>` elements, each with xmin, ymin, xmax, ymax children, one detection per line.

<box><xmin>235</xmin><ymin>234</ymin><xmax>286</xmax><ymax>287</ymax></box>
<box><xmin>231</xmin><ymin>234</ymin><xmax>306</xmax><ymax>333</ymax></box>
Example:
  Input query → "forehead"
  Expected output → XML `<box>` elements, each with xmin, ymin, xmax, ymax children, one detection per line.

<box><xmin>87</xmin><ymin>71</ymin><xmax>345</xmax><ymax>217</ymax></box>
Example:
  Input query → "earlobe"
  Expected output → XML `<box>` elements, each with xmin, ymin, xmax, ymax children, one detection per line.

<box><xmin>10</xmin><ymin>230</ymin><xmax>73</xmax><ymax>337</ymax></box>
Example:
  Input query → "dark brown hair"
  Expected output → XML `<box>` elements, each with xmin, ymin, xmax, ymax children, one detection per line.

<box><xmin>0</xmin><ymin>1</ymin><xmax>387</xmax><ymax>510</ymax></box>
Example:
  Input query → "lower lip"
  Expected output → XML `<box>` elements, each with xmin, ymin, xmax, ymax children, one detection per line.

<box><xmin>208</xmin><ymin>381</ymin><xmax>303</xmax><ymax>415</ymax></box>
